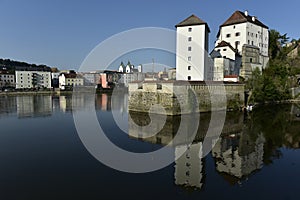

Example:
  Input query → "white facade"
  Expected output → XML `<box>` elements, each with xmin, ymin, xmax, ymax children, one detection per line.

<box><xmin>214</xmin><ymin>44</ymin><xmax>236</xmax><ymax>60</ymax></box>
<box><xmin>15</xmin><ymin>71</ymin><xmax>51</xmax><ymax>89</ymax></box>
<box><xmin>176</xmin><ymin>15</ymin><xmax>211</xmax><ymax>81</ymax></box>
<box><xmin>0</xmin><ymin>74</ymin><xmax>15</xmax><ymax>87</ymax></box>
<box><xmin>216</xmin><ymin>11</ymin><xmax>269</xmax><ymax>68</ymax></box>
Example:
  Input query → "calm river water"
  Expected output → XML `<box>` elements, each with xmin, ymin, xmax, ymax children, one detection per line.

<box><xmin>0</xmin><ymin>93</ymin><xmax>299</xmax><ymax>200</ymax></box>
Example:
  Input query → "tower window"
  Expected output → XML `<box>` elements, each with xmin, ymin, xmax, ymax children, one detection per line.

<box><xmin>188</xmin><ymin>66</ymin><xmax>191</xmax><ymax>70</ymax></box>
<box><xmin>188</xmin><ymin>27</ymin><xmax>192</xmax><ymax>32</ymax></box>
<box><xmin>188</xmin><ymin>56</ymin><xmax>191</xmax><ymax>61</ymax></box>
<box><xmin>188</xmin><ymin>76</ymin><xmax>191</xmax><ymax>81</ymax></box>
<box><xmin>188</xmin><ymin>46</ymin><xmax>192</xmax><ymax>51</ymax></box>
<box><xmin>188</xmin><ymin>37</ymin><xmax>192</xmax><ymax>42</ymax></box>
<box><xmin>226</xmin><ymin>34</ymin><xmax>231</xmax><ymax>38</ymax></box>
<box><xmin>235</xmin><ymin>32</ymin><xmax>240</xmax><ymax>37</ymax></box>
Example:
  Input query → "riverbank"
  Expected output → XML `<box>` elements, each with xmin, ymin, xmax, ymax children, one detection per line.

<box><xmin>0</xmin><ymin>91</ymin><xmax>72</xmax><ymax>96</ymax></box>
<box><xmin>0</xmin><ymin>88</ymin><xmax>127</xmax><ymax>96</ymax></box>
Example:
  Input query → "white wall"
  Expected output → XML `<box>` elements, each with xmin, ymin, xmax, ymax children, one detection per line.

<box><xmin>176</xmin><ymin>24</ymin><xmax>209</xmax><ymax>81</ymax></box>
<box><xmin>216</xmin><ymin>21</ymin><xmax>269</xmax><ymax>58</ymax></box>
<box><xmin>214</xmin><ymin>46</ymin><xmax>236</xmax><ymax>60</ymax></box>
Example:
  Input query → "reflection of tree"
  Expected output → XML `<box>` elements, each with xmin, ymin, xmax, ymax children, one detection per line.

<box><xmin>250</xmin><ymin>104</ymin><xmax>293</xmax><ymax>164</ymax></box>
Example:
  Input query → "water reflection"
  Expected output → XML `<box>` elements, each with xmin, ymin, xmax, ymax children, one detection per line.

<box><xmin>128</xmin><ymin>104</ymin><xmax>300</xmax><ymax>189</ymax></box>
<box><xmin>0</xmin><ymin>92</ymin><xmax>128</xmax><ymax>118</ymax></box>
<box><xmin>0</xmin><ymin>93</ymin><xmax>299</xmax><ymax>194</ymax></box>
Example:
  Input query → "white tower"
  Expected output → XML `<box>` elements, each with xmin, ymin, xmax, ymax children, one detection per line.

<box><xmin>175</xmin><ymin>14</ymin><xmax>210</xmax><ymax>81</ymax></box>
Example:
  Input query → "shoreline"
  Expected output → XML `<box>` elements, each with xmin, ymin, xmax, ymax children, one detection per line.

<box><xmin>0</xmin><ymin>89</ymin><xmax>127</xmax><ymax>96</ymax></box>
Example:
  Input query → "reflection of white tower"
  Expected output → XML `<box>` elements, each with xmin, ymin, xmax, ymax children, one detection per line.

<box><xmin>59</xmin><ymin>96</ymin><xmax>67</xmax><ymax>112</ymax></box>
<box><xmin>175</xmin><ymin>142</ymin><xmax>203</xmax><ymax>189</ymax></box>
<box><xmin>175</xmin><ymin>14</ymin><xmax>210</xmax><ymax>81</ymax></box>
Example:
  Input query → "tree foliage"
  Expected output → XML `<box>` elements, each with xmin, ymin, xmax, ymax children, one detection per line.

<box><xmin>246</xmin><ymin>29</ymin><xmax>297</xmax><ymax>103</ymax></box>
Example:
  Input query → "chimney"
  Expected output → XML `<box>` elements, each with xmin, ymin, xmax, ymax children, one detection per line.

<box><xmin>252</xmin><ymin>16</ymin><xmax>257</xmax><ymax>22</ymax></box>
<box><xmin>245</xmin><ymin>10</ymin><xmax>248</xmax><ymax>16</ymax></box>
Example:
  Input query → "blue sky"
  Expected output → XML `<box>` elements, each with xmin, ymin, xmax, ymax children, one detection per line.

<box><xmin>0</xmin><ymin>0</ymin><xmax>299</xmax><ymax>70</ymax></box>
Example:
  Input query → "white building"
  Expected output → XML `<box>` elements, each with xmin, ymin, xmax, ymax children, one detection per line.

<box><xmin>15</xmin><ymin>71</ymin><xmax>51</xmax><ymax>89</ymax></box>
<box><xmin>118</xmin><ymin>61</ymin><xmax>144</xmax><ymax>87</ymax></box>
<box><xmin>59</xmin><ymin>73</ymin><xmax>84</xmax><ymax>90</ymax></box>
<box><xmin>215</xmin><ymin>10</ymin><xmax>269</xmax><ymax>69</ymax></box>
<box><xmin>0</xmin><ymin>73</ymin><xmax>15</xmax><ymax>88</ymax></box>
<box><xmin>176</xmin><ymin>14</ymin><xmax>211</xmax><ymax>81</ymax></box>
<box><xmin>118</xmin><ymin>61</ymin><xmax>142</xmax><ymax>73</ymax></box>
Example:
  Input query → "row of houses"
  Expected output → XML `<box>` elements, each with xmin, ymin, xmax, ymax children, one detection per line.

<box><xmin>0</xmin><ymin>70</ymin><xmax>127</xmax><ymax>90</ymax></box>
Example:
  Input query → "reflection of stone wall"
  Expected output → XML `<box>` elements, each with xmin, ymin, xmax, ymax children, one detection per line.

<box><xmin>128</xmin><ymin>81</ymin><xmax>244</xmax><ymax>115</ymax></box>
<box><xmin>128</xmin><ymin>110</ymin><xmax>244</xmax><ymax>146</ymax></box>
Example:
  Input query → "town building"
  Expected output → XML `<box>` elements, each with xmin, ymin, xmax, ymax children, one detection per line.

<box><xmin>51</xmin><ymin>72</ymin><xmax>60</xmax><ymax>88</ymax></box>
<box><xmin>118</xmin><ymin>61</ymin><xmax>142</xmax><ymax>73</ymax></box>
<box><xmin>168</xmin><ymin>68</ymin><xmax>176</xmax><ymax>80</ymax></box>
<box><xmin>118</xmin><ymin>61</ymin><xmax>144</xmax><ymax>87</ymax></box>
<box><xmin>0</xmin><ymin>73</ymin><xmax>15</xmax><ymax>88</ymax></box>
<box><xmin>15</xmin><ymin>71</ymin><xmax>51</xmax><ymax>89</ymax></box>
<box><xmin>59</xmin><ymin>73</ymin><xmax>84</xmax><ymax>90</ymax></box>
<box><xmin>82</xmin><ymin>72</ymin><xmax>101</xmax><ymax>86</ymax></box>
<box><xmin>175</xmin><ymin>14</ymin><xmax>212</xmax><ymax>81</ymax></box>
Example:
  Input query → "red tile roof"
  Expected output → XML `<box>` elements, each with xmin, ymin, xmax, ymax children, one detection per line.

<box><xmin>224</xmin><ymin>75</ymin><xmax>239</xmax><ymax>78</ymax></box>
<box><xmin>221</xmin><ymin>11</ymin><xmax>268</xmax><ymax>29</ymax></box>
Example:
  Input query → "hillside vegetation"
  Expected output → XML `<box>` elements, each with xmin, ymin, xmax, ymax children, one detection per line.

<box><xmin>246</xmin><ymin>30</ymin><xmax>300</xmax><ymax>103</ymax></box>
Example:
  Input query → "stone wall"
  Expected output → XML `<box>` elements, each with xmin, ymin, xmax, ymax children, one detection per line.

<box><xmin>128</xmin><ymin>81</ymin><xmax>244</xmax><ymax>115</ymax></box>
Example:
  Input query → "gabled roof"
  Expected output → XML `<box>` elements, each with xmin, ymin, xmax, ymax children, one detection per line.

<box><xmin>176</xmin><ymin>14</ymin><xmax>210</xmax><ymax>32</ymax></box>
<box><xmin>215</xmin><ymin>41</ymin><xmax>237</xmax><ymax>53</ymax></box>
<box><xmin>221</xmin><ymin>11</ymin><xmax>268</xmax><ymax>29</ymax></box>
